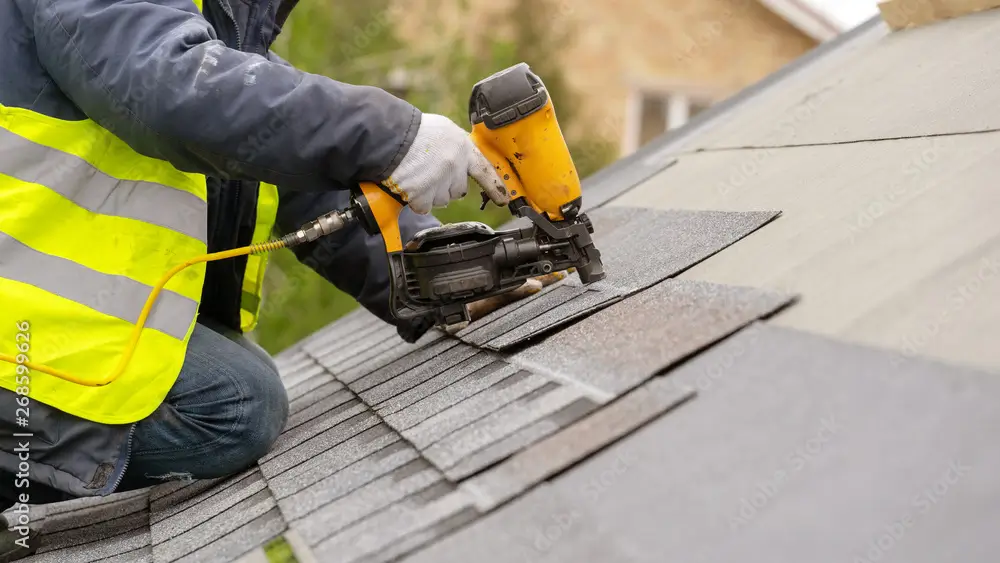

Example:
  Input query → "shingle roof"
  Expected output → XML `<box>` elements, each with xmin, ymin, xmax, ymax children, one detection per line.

<box><xmin>11</xmin><ymin>10</ymin><xmax>1000</xmax><ymax>563</ymax></box>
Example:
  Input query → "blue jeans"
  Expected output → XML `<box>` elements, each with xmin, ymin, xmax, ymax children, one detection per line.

<box><xmin>114</xmin><ymin>320</ymin><xmax>289</xmax><ymax>491</ymax></box>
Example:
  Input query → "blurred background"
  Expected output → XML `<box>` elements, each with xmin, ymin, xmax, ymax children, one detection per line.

<box><xmin>254</xmin><ymin>0</ymin><xmax>879</xmax><ymax>354</ymax></box>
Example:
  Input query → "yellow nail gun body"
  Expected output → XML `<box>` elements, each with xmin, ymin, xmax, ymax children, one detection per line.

<box><xmin>351</xmin><ymin>63</ymin><xmax>606</xmax><ymax>330</ymax></box>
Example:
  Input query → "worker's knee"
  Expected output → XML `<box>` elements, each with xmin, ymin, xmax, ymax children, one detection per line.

<box><xmin>235</xmin><ymin>356</ymin><xmax>289</xmax><ymax>463</ymax></box>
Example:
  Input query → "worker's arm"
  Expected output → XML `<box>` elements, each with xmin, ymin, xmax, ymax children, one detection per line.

<box><xmin>275</xmin><ymin>187</ymin><xmax>441</xmax><ymax>341</ymax></box>
<box><xmin>15</xmin><ymin>0</ymin><xmax>416</xmax><ymax>190</ymax></box>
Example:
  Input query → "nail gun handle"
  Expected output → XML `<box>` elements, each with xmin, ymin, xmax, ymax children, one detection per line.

<box><xmin>357</xmin><ymin>182</ymin><xmax>404</xmax><ymax>253</ymax></box>
<box><xmin>470</xmin><ymin>129</ymin><xmax>525</xmax><ymax>202</ymax></box>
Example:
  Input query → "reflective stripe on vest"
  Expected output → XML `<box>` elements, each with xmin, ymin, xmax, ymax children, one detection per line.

<box><xmin>0</xmin><ymin>104</ymin><xmax>208</xmax><ymax>424</ymax></box>
<box><xmin>240</xmin><ymin>182</ymin><xmax>279</xmax><ymax>332</ymax></box>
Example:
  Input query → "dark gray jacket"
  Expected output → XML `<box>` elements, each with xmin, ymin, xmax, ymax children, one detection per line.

<box><xmin>0</xmin><ymin>0</ymin><xmax>438</xmax><ymax>502</ymax></box>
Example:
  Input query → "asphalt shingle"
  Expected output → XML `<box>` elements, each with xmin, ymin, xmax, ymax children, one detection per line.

<box><xmin>465</xmin><ymin>376</ymin><xmax>696</xmax><ymax>509</ymax></box>
<box><xmin>286</xmin><ymin>380</ymin><xmax>346</xmax><ymax>416</ymax></box>
<box><xmin>259</xmin><ymin>411</ymin><xmax>379</xmax><ymax>479</ymax></box>
<box><xmin>28</xmin><ymin>508</ymin><xmax>149</xmax><ymax>561</ymax></box>
<box><xmin>345</xmin><ymin>338</ymin><xmax>461</xmax><ymax>390</ymax></box>
<box><xmin>357</xmin><ymin>343</ymin><xmax>480</xmax><ymax>403</ymax></box>
<box><xmin>458</xmin><ymin>285</ymin><xmax>592</xmax><ymax>347</ymax></box>
<box><xmin>291</xmin><ymin>460</ymin><xmax>444</xmax><ymax>547</ymax></box>
<box><xmin>267</xmin><ymin>424</ymin><xmax>401</xmax><ymax>499</ymax></box>
<box><xmin>403</xmin><ymin>370</ymin><xmax>551</xmax><ymax>450</ymax></box>
<box><xmin>441</xmin><ymin>394</ymin><xmax>601</xmax><ymax>481</ymax></box>
<box><xmin>285</xmin><ymin>388</ymin><xmax>354</xmax><ymax>430</ymax></box>
<box><xmin>152</xmin><ymin>488</ymin><xmax>277</xmax><ymax>562</ymax></box>
<box><xmin>455</xmin><ymin>208</ymin><xmax>781</xmax><ymax>352</ymax></box>
<box><xmin>310</xmin><ymin>485</ymin><xmax>479</xmax><ymax>563</ymax></box>
<box><xmin>26</xmin><ymin>525</ymin><xmax>152</xmax><ymax>563</ymax></box>
<box><xmin>482</xmin><ymin>288</ymin><xmax>623</xmax><ymax>351</ymax></box>
<box><xmin>172</xmin><ymin>508</ymin><xmax>285</xmax><ymax>563</ymax></box>
<box><xmin>420</xmin><ymin>383</ymin><xmax>592</xmax><ymax>473</ymax></box>
<box><xmin>373</xmin><ymin>351</ymin><xmax>498</xmax><ymax>416</ymax></box>
<box><xmin>276</xmin><ymin>441</ymin><xmax>420</xmax><ymax>520</ymax></box>
<box><xmin>382</xmin><ymin>362</ymin><xmax>521</xmax><ymax>431</ymax></box>
<box><xmin>150</xmin><ymin>470</ymin><xmax>265</xmax><ymax>545</ymax></box>
<box><xmin>513</xmin><ymin>279</ymin><xmax>795</xmax><ymax>396</ymax></box>
<box><xmin>409</xmin><ymin>323</ymin><xmax>1000</xmax><ymax>563</ymax></box>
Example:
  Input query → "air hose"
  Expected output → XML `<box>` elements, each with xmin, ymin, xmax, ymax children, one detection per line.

<box><xmin>0</xmin><ymin>207</ymin><xmax>356</xmax><ymax>387</ymax></box>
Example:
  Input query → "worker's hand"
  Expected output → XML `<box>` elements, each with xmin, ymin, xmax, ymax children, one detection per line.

<box><xmin>381</xmin><ymin>114</ymin><xmax>510</xmax><ymax>214</ymax></box>
<box><xmin>441</xmin><ymin>271</ymin><xmax>570</xmax><ymax>334</ymax></box>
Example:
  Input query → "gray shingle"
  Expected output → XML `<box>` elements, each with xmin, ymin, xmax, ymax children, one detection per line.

<box><xmin>267</xmin><ymin>424</ymin><xmax>400</xmax><ymax>499</ymax></box>
<box><xmin>359</xmin><ymin>507</ymin><xmax>480</xmax><ymax>563</ymax></box>
<box><xmin>453</xmin><ymin>208</ymin><xmax>780</xmax><ymax>354</ymax></box>
<box><xmin>404</xmin><ymin>371</ymin><xmax>550</xmax><ymax>449</ymax></box>
<box><xmin>95</xmin><ymin>546</ymin><xmax>153</xmax><ymax>563</ymax></box>
<box><xmin>292</xmin><ymin>460</ymin><xmax>443</xmax><ymax>547</ymax></box>
<box><xmin>285</xmin><ymin>388</ymin><xmax>355</xmax><ymax>431</ymax></box>
<box><xmin>32</xmin><ymin>509</ymin><xmax>148</xmax><ymax>556</ymax></box>
<box><xmin>442</xmin><ymin>396</ymin><xmax>602</xmax><ymax>481</ymax></box>
<box><xmin>458</xmin><ymin>285</ymin><xmax>591</xmax><ymax>346</ymax></box>
<box><xmin>466</xmin><ymin>376</ymin><xmax>695</xmax><ymax>509</ymax></box>
<box><xmin>358</xmin><ymin>343</ymin><xmax>480</xmax><ymax>404</ymax></box>
<box><xmin>455</xmin><ymin>275</ymin><xmax>582</xmax><ymax>339</ymax></box>
<box><xmin>374</xmin><ymin>351</ymin><xmax>498</xmax><ymax>416</ymax></box>
<box><xmin>346</xmin><ymin>338</ymin><xmax>461</xmax><ymax>391</ymax></box>
<box><xmin>260</xmin><ymin>412</ymin><xmax>380</xmax><ymax>479</ymax></box>
<box><xmin>149</xmin><ymin>478</ymin><xmax>225</xmax><ymax>514</ymax></box>
<box><xmin>331</xmin><ymin>330</ymin><xmax>447</xmax><ymax>384</ymax></box>
<box><xmin>483</xmin><ymin>288</ymin><xmax>624</xmax><ymax>351</ymax></box>
<box><xmin>151</xmin><ymin>470</ymin><xmax>265</xmax><ymax>545</ymax></box>
<box><xmin>311</xmin><ymin>323</ymin><xmax>399</xmax><ymax>369</ymax></box>
<box><xmin>284</xmin><ymin>370</ymin><xmax>336</xmax><ymax>403</ymax></box>
<box><xmin>277</xmin><ymin>441</ymin><xmax>421</xmax><ymax>520</ymax></box>
<box><xmin>383</xmin><ymin>363</ymin><xmax>520</xmax><ymax>431</ymax></box>
<box><xmin>173</xmin><ymin>508</ymin><xmax>286</xmax><ymax>563</ymax></box>
<box><xmin>311</xmin><ymin>486</ymin><xmax>478</xmax><ymax>563</ymax></box>
<box><xmin>512</xmin><ymin>279</ymin><xmax>794</xmax><ymax>396</ymax></box>
<box><xmin>323</xmin><ymin>336</ymin><xmax>398</xmax><ymax>376</ymax></box>
<box><xmin>152</xmin><ymin>489</ymin><xmax>277</xmax><ymax>562</ymax></box>
<box><xmin>151</xmin><ymin>468</ymin><xmax>259</xmax><ymax>525</ymax></box>
<box><xmin>26</xmin><ymin>525</ymin><xmax>151</xmax><ymax>563</ymax></box>
<box><xmin>287</xmin><ymin>378</ymin><xmax>346</xmax><ymax>413</ymax></box>
<box><xmin>301</xmin><ymin>309</ymin><xmax>386</xmax><ymax>358</ymax></box>
<box><xmin>407</xmin><ymin>324</ymin><xmax>1000</xmax><ymax>563</ymax></box>
<box><xmin>279</xmin><ymin>361</ymin><xmax>326</xmax><ymax>391</ymax></box>
<box><xmin>39</xmin><ymin>490</ymin><xmax>147</xmax><ymax>534</ymax></box>
<box><xmin>421</xmin><ymin>383</ymin><xmax>589</xmax><ymax>471</ymax></box>
<box><xmin>261</xmin><ymin>400</ymin><xmax>369</xmax><ymax>464</ymax></box>
<box><xmin>592</xmin><ymin>208</ymin><xmax>781</xmax><ymax>294</ymax></box>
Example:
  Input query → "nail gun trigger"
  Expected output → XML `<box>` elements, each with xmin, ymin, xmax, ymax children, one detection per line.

<box><xmin>479</xmin><ymin>192</ymin><xmax>489</xmax><ymax>211</ymax></box>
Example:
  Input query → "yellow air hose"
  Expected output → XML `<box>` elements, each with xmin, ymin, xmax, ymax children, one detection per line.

<box><xmin>0</xmin><ymin>207</ymin><xmax>356</xmax><ymax>387</ymax></box>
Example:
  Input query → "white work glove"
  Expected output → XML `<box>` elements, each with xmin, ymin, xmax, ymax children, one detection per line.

<box><xmin>381</xmin><ymin>114</ymin><xmax>510</xmax><ymax>214</ymax></box>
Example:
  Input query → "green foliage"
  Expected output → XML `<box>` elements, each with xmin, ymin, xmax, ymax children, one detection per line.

<box><xmin>264</xmin><ymin>536</ymin><xmax>298</xmax><ymax>563</ymax></box>
<box><xmin>254</xmin><ymin>0</ymin><xmax>616</xmax><ymax>354</ymax></box>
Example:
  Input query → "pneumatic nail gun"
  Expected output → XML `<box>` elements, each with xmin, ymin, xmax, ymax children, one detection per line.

<box><xmin>289</xmin><ymin>63</ymin><xmax>606</xmax><ymax>332</ymax></box>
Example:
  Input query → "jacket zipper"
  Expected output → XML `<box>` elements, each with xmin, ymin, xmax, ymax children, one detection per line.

<box><xmin>108</xmin><ymin>423</ymin><xmax>137</xmax><ymax>493</ymax></box>
<box><xmin>213</xmin><ymin>0</ymin><xmax>243</xmax><ymax>49</ymax></box>
<box><xmin>257</xmin><ymin>0</ymin><xmax>274</xmax><ymax>54</ymax></box>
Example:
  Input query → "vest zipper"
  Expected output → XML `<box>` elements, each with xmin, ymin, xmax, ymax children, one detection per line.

<box><xmin>108</xmin><ymin>422</ymin><xmax>138</xmax><ymax>493</ymax></box>
<box><xmin>213</xmin><ymin>0</ymin><xmax>243</xmax><ymax>49</ymax></box>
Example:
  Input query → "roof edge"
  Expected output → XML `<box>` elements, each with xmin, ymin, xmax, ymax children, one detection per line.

<box><xmin>757</xmin><ymin>0</ymin><xmax>844</xmax><ymax>41</ymax></box>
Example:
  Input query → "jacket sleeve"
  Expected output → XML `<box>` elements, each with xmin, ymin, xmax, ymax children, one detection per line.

<box><xmin>15</xmin><ymin>0</ymin><xmax>420</xmax><ymax>190</ymax></box>
<box><xmin>275</xmin><ymin>186</ymin><xmax>442</xmax><ymax>340</ymax></box>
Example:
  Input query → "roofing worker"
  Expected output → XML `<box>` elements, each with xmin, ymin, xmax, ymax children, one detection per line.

<box><xmin>0</xmin><ymin>0</ymin><xmax>516</xmax><ymax>558</ymax></box>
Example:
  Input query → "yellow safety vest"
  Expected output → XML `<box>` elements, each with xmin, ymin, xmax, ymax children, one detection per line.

<box><xmin>241</xmin><ymin>182</ymin><xmax>279</xmax><ymax>332</ymax></box>
<box><xmin>0</xmin><ymin>1</ymin><xmax>279</xmax><ymax>423</ymax></box>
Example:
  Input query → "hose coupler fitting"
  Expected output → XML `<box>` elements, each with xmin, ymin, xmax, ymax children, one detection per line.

<box><xmin>281</xmin><ymin>208</ymin><xmax>357</xmax><ymax>248</ymax></box>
